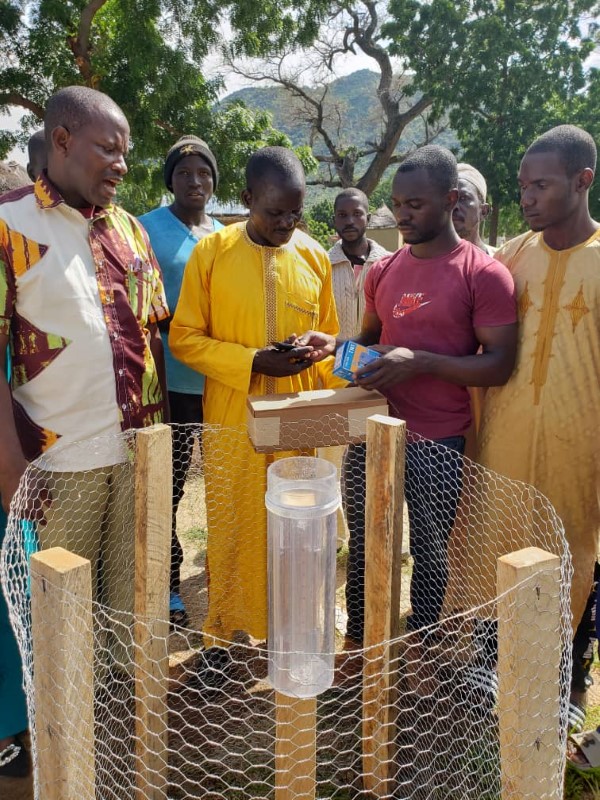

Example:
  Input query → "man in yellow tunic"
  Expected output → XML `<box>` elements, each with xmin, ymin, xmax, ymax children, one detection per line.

<box><xmin>477</xmin><ymin>125</ymin><xmax>600</xmax><ymax>714</ymax></box>
<box><xmin>170</xmin><ymin>147</ymin><xmax>339</xmax><ymax>680</ymax></box>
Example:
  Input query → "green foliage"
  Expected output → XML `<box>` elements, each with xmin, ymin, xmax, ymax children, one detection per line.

<box><xmin>0</xmin><ymin>0</ymin><xmax>299</xmax><ymax>207</ymax></box>
<box><xmin>182</xmin><ymin>525</ymin><xmax>208</xmax><ymax>546</ymax></box>
<box><xmin>200</xmin><ymin>101</ymin><xmax>293</xmax><ymax>205</ymax></box>
<box><xmin>384</xmin><ymin>0</ymin><xmax>598</xmax><ymax>230</ymax></box>
<box><xmin>0</xmin><ymin>129</ymin><xmax>17</xmax><ymax>160</ymax></box>
<box><xmin>369</xmin><ymin>173</ymin><xmax>394</xmax><ymax>211</ymax></box>
<box><xmin>308</xmin><ymin>198</ymin><xmax>335</xmax><ymax>227</ymax></box>
<box><xmin>304</xmin><ymin>197</ymin><xmax>335</xmax><ymax>249</ymax></box>
<box><xmin>303</xmin><ymin>214</ymin><xmax>335</xmax><ymax>250</ymax></box>
<box><xmin>495</xmin><ymin>202</ymin><xmax>528</xmax><ymax>243</ymax></box>
<box><xmin>567</xmin><ymin>67</ymin><xmax>600</xmax><ymax>221</ymax></box>
<box><xmin>5</xmin><ymin>0</ymin><xmax>599</xmax><ymax>225</ymax></box>
<box><xmin>565</xmin><ymin>763</ymin><xmax>600</xmax><ymax>800</ymax></box>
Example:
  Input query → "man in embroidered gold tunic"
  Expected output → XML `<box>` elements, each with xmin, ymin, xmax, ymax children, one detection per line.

<box><xmin>170</xmin><ymin>148</ymin><xmax>338</xmax><ymax>677</ymax></box>
<box><xmin>477</xmin><ymin>125</ymin><xmax>600</xmax><ymax>708</ymax></box>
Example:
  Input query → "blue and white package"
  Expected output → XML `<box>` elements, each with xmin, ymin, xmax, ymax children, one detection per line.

<box><xmin>333</xmin><ymin>341</ymin><xmax>381</xmax><ymax>381</ymax></box>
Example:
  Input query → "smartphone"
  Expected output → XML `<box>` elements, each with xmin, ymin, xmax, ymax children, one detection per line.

<box><xmin>272</xmin><ymin>341</ymin><xmax>297</xmax><ymax>352</ymax></box>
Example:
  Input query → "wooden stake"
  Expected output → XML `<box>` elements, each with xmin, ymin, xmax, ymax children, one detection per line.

<box><xmin>497</xmin><ymin>547</ymin><xmax>562</xmax><ymax>800</ymax></box>
<box><xmin>134</xmin><ymin>424</ymin><xmax>172</xmax><ymax>800</ymax></box>
<box><xmin>31</xmin><ymin>547</ymin><xmax>95</xmax><ymax>800</ymax></box>
<box><xmin>275</xmin><ymin>693</ymin><xmax>317</xmax><ymax>800</ymax></box>
<box><xmin>363</xmin><ymin>414</ymin><xmax>406</xmax><ymax>798</ymax></box>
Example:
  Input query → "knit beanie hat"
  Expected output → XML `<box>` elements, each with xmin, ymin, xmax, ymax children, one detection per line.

<box><xmin>163</xmin><ymin>136</ymin><xmax>219</xmax><ymax>192</ymax></box>
<box><xmin>457</xmin><ymin>163</ymin><xmax>488</xmax><ymax>203</ymax></box>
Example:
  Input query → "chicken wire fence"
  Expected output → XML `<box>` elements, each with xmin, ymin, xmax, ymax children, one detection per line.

<box><xmin>1</xmin><ymin>417</ymin><xmax>572</xmax><ymax>800</ymax></box>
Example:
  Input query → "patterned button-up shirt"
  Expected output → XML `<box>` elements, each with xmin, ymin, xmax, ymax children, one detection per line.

<box><xmin>0</xmin><ymin>173</ymin><xmax>169</xmax><ymax>467</ymax></box>
<box><xmin>328</xmin><ymin>238</ymin><xmax>391</xmax><ymax>339</ymax></box>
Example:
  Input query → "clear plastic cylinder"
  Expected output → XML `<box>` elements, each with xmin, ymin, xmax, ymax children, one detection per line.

<box><xmin>266</xmin><ymin>457</ymin><xmax>340</xmax><ymax>698</ymax></box>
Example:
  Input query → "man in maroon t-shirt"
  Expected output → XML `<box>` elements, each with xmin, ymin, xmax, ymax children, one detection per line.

<box><xmin>302</xmin><ymin>146</ymin><xmax>518</xmax><ymax>661</ymax></box>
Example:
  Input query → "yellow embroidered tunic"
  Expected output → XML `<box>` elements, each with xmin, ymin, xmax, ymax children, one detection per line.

<box><xmin>170</xmin><ymin>222</ymin><xmax>339</xmax><ymax>643</ymax></box>
<box><xmin>476</xmin><ymin>229</ymin><xmax>600</xmax><ymax>627</ymax></box>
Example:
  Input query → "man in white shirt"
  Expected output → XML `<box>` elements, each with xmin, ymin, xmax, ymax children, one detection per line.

<box><xmin>328</xmin><ymin>188</ymin><xmax>390</xmax><ymax>339</ymax></box>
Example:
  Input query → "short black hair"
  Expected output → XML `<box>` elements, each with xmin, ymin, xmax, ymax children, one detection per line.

<box><xmin>245</xmin><ymin>147</ymin><xmax>305</xmax><ymax>192</ymax></box>
<box><xmin>526</xmin><ymin>125</ymin><xmax>597</xmax><ymax>176</ymax></box>
<box><xmin>27</xmin><ymin>129</ymin><xmax>46</xmax><ymax>160</ymax></box>
<box><xmin>333</xmin><ymin>187</ymin><xmax>369</xmax><ymax>212</ymax></box>
<box><xmin>396</xmin><ymin>145</ymin><xmax>458</xmax><ymax>194</ymax></box>
<box><xmin>27</xmin><ymin>129</ymin><xmax>47</xmax><ymax>181</ymax></box>
<box><xmin>44</xmin><ymin>85</ymin><xmax>126</xmax><ymax>140</ymax></box>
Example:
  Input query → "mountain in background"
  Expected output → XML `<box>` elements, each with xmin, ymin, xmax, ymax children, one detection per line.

<box><xmin>222</xmin><ymin>69</ymin><xmax>458</xmax><ymax>161</ymax></box>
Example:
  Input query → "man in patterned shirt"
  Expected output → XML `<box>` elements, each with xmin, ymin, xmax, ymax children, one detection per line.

<box><xmin>0</xmin><ymin>86</ymin><xmax>169</xmax><ymax>668</ymax></box>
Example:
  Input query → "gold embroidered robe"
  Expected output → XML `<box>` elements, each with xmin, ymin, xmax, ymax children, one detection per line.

<box><xmin>170</xmin><ymin>222</ymin><xmax>339</xmax><ymax>643</ymax></box>
<box><xmin>475</xmin><ymin>229</ymin><xmax>600</xmax><ymax>627</ymax></box>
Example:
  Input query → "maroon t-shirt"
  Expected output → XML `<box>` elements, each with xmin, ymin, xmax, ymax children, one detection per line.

<box><xmin>364</xmin><ymin>239</ymin><xmax>516</xmax><ymax>439</ymax></box>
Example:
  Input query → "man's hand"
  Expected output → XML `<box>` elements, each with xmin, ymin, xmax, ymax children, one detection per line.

<box><xmin>295</xmin><ymin>330</ymin><xmax>336</xmax><ymax>361</ymax></box>
<box><xmin>354</xmin><ymin>347</ymin><xmax>422</xmax><ymax>390</ymax></box>
<box><xmin>252</xmin><ymin>344</ymin><xmax>314</xmax><ymax>378</ymax></box>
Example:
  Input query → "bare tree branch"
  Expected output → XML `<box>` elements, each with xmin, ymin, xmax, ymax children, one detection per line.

<box><xmin>224</xmin><ymin>0</ymin><xmax>438</xmax><ymax>194</ymax></box>
<box><xmin>0</xmin><ymin>92</ymin><xmax>44</xmax><ymax>118</ymax></box>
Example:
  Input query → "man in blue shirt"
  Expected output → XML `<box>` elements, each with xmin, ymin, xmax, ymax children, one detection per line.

<box><xmin>140</xmin><ymin>135</ymin><xmax>223</xmax><ymax>627</ymax></box>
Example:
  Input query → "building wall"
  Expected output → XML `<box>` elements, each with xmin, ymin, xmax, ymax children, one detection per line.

<box><xmin>369</xmin><ymin>228</ymin><xmax>402</xmax><ymax>252</ymax></box>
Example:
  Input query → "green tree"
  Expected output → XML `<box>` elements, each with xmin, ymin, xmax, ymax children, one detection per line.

<box><xmin>303</xmin><ymin>214</ymin><xmax>335</xmax><ymax>249</ymax></box>
<box><xmin>223</xmin><ymin>0</ymin><xmax>453</xmax><ymax>196</ymax></box>
<box><xmin>384</xmin><ymin>0</ymin><xmax>599</xmax><ymax>243</ymax></box>
<box><xmin>308</xmin><ymin>197</ymin><xmax>335</xmax><ymax>227</ymax></box>
<box><xmin>369</xmin><ymin>172</ymin><xmax>394</xmax><ymax>211</ymax></box>
<box><xmin>0</xmin><ymin>0</ymin><xmax>313</xmax><ymax>210</ymax></box>
<box><xmin>569</xmin><ymin>66</ymin><xmax>600</xmax><ymax>220</ymax></box>
<box><xmin>304</xmin><ymin>197</ymin><xmax>336</xmax><ymax>248</ymax></box>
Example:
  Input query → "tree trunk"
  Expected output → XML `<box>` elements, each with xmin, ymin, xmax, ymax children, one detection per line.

<box><xmin>489</xmin><ymin>203</ymin><xmax>500</xmax><ymax>247</ymax></box>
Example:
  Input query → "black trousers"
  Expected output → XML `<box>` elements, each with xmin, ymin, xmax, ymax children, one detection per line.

<box><xmin>571</xmin><ymin>561</ymin><xmax>600</xmax><ymax>693</ymax></box>
<box><xmin>342</xmin><ymin>435</ymin><xmax>465</xmax><ymax>643</ymax></box>
<box><xmin>169</xmin><ymin>391</ymin><xmax>203</xmax><ymax>595</ymax></box>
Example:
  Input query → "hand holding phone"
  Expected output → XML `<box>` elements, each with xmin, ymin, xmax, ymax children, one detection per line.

<box><xmin>271</xmin><ymin>341</ymin><xmax>297</xmax><ymax>352</ymax></box>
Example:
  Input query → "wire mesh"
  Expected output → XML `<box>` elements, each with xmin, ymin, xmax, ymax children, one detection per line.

<box><xmin>1</xmin><ymin>418</ymin><xmax>572</xmax><ymax>800</ymax></box>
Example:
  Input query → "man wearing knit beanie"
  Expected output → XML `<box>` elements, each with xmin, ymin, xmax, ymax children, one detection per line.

<box><xmin>140</xmin><ymin>134</ymin><xmax>223</xmax><ymax>628</ymax></box>
<box><xmin>453</xmin><ymin>162</ymin><xmax>494</xmax><ymax>254</ymax></box>
<box><xmin>164</xmin><ymin>135</ymin><xmax>219</xmax><ymax>193</ymax></box>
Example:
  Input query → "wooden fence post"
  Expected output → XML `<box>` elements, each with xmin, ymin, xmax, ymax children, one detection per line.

<box><xmin>275</xmin><ymin>693</ymin><xmax>317</xmax><ymax>800</ymax></box>
<box><xmin>134</xmin><ymin>423</ymin><xmax>172</xmax><ymax>800</ymax></box>
<box><xmin>497</xmin><ymin>547</ymin><xmax>563</xmax><ymax>800</ymax></box>
<box><xmin>362</xmin><ymin>414</ymin><xmax>406</xmax><ymax>798</ymax></box>
<box><xmin>31</xmin><ymin>547</ymin><xmax>95</xmax><ymax>800</ymax></box>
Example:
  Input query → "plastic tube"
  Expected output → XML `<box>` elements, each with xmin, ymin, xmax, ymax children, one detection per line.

<box><xmin>266</xmin><ymin>456</ymin><xmax>340</xmax><ymax>698</ymax></box>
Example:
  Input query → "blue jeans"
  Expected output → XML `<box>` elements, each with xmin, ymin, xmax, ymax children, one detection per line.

<box><xmin>342</xmin><ymin>435</ymin><xmax>465</xmax><ymax>643</ymax></box>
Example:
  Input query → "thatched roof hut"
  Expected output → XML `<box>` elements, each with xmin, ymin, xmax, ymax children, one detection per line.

<box><xmin>368</xmin><ymin>205</ymin><xmax>397</xmax><ymax>229</ymax></box>
<box><xmin>367</xmin><ymin>204</ymin><xmax>401</xmax><ymax>252</ymax></box>
<box><xmin>0</xmin><ymin>161</ymin><xmax>31</xmax><ymax>194</ymax></box>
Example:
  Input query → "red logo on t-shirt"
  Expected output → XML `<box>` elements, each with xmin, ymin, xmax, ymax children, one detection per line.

<box><xmin>392</xmin><ymin>293</ymin><xmax>431</xmax><ymax>318</ymax></box>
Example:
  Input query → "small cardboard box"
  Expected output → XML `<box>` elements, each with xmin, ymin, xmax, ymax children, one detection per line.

<box><xmin>333</xmin><ymin>341</ymin><xmax>380</xmax><ymax>381</ymax></box>
<box><xmin>247</xmin><ymin>387</ymin><xmax>389</xmax><ymax>453</ymax></box>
